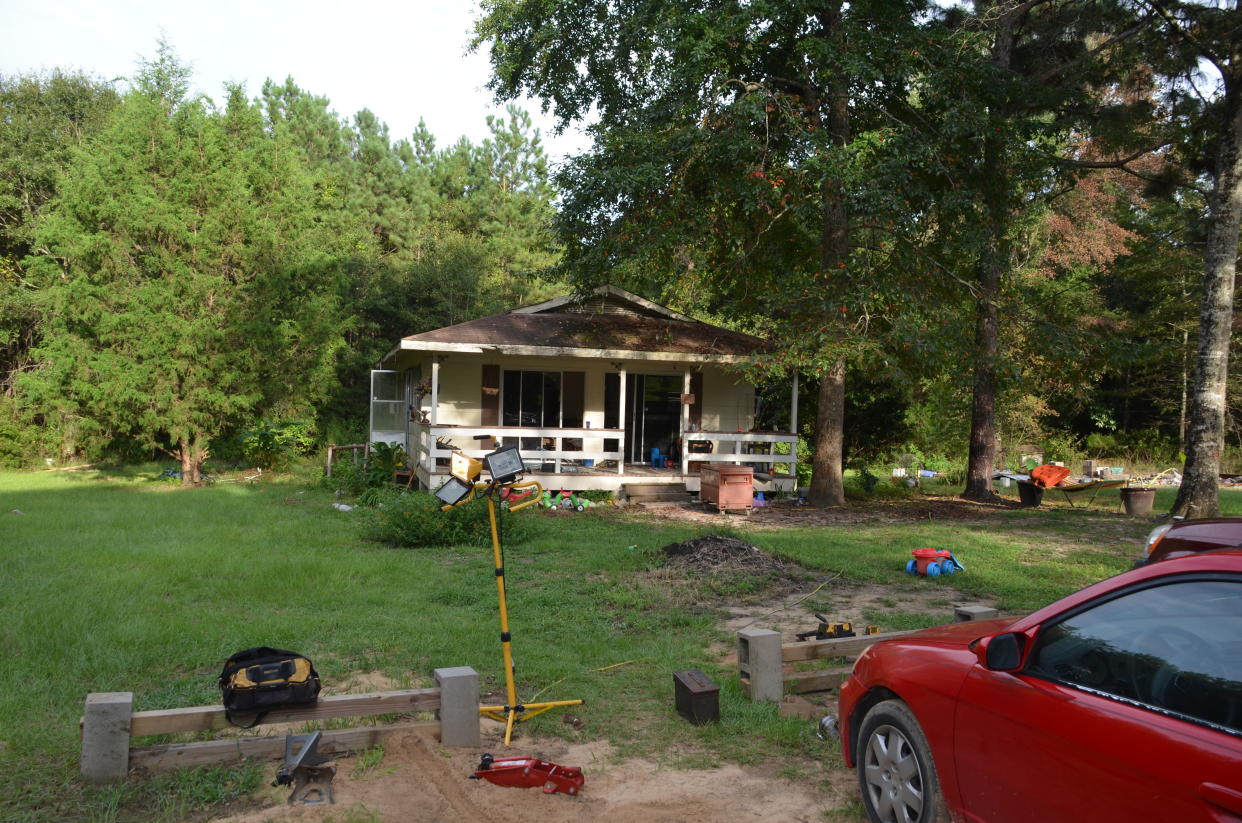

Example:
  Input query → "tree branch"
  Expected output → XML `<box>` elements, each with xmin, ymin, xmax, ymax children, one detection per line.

<box><xmin>1035</xmin><ymin>13</ymin><xmax>1155</xmax><ymax>84</ymax></box>
<box><xmin>1057</xmin><ymin>142</ymin><xmax>1170</xmax><ymax>169</ymax></box>
<box><xmin>1142</xmin><ymin>0</ymin><xmax>1224</xmax><ymax>68</ymax></box>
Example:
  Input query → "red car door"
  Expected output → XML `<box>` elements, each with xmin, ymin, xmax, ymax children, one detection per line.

<box><xmin>951</xmin><ymin>577</ymin><xmax>1242</xmax><ymax>823</ymax></box>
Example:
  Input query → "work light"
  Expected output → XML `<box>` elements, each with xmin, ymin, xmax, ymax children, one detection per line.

<box><xmin>483</xmin><ymin>445</ymin><xmax>525</xmax><ymax>484</ymax></box>
<box><xmin>434</xmin><ymin>476</ymin><xmax>473</xmax><ymax>507</ymax></box>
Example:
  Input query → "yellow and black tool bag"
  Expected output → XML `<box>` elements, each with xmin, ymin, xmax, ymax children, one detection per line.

<box><xmin>218</xmin><ymin>647</ymin><xmax>320</xmax><ymax>727</ymax></box>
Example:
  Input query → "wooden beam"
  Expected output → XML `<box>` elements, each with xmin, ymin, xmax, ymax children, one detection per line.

<box><xmin>129</xmin><ymin>689</ymin><xmax>441</xmax><ymax>737</ymax></box>
<box><xmin>785</xmin><ymin>666</ymin><xmax>853</xmax><ymax>694</ymax></box>
<box><xmin>129</xmin><ymin>721</ymin><xmax>437</xmax><ymax>772</ymax></box>
<box><xmin>790</xmin><ymin>373</ymin><xmax>798</xmax><ymax>443</ymax></box>
<box><xmin>398</xmin><ymin>339</ymin><xmax>759</xmax><ymax>365</ymax></box>
<box><xmin>780</xmin><ymin>631</ymin><xmax>914</xmax><ymax>663</ymax></box>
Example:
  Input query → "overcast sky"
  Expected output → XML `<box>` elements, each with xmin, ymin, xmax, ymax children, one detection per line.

<box><xmin>0</xmin><ymin>0</ymin><xmax>591</xmax><ymax>167</ymax></box>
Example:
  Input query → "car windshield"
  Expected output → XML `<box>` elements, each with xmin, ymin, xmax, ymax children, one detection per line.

<box><xmin>1028</xmin><ymin>577</ymin><xmax>1242</xmax><ymax>734</ymax></box>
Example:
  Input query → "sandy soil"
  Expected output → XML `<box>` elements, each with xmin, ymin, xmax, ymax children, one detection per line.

<box><xmin>215</xmin><ymin>728</ymin><xmax>839</xmax><ymax>823</ymax></box>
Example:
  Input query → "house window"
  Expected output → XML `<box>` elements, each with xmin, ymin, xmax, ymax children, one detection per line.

<box><xmin>503</xmin><ymin>370</ymin><xmax>562</xmax><ymax>451</ymax></box>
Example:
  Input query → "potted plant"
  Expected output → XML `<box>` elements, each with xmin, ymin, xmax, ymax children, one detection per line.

<box><xmin>1119</xmin><ymin>471</ymin><xmax>1171</xmax><ymax>516</ymax></box>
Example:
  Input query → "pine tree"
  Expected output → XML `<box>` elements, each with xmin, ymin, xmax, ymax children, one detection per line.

<box><xmin>22</xmin><ymin>45</ymin><xmax>348</xmax><ymax>482</ymax></box>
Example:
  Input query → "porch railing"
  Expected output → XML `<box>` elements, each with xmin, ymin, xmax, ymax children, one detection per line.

<box><xmin>413</xmin><ymin>424</ymin><xmax>626</xmax><ymax>475</ymax></box>
<box><xmin>682</xmin><ymin>431</ymin><xmax>798</xmax><ymax>476</ymax></box>
<box><xmin>410</xmin><ymin>425</ymin><xmax>798</xmax><ymax>479</ymax></box>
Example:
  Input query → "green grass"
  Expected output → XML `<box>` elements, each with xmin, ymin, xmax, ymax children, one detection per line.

<box><xmin>1</xmin><ymin>466</ymin><xmax>1237</xmax><ymax>821</ymax></box>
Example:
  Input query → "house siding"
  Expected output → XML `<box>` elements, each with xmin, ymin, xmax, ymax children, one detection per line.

<box><xmin>389</xmin><ymin>351</ymin><xmax>753</xmax><ymax>438</ymax></box>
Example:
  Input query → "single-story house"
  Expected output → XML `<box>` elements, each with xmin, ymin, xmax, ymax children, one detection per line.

<box><xmin>369</xmin><ymin>285</ymin><xmax>799</xmax><ymax>493</ymax></box>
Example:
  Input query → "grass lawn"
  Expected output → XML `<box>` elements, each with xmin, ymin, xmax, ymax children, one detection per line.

<box><xmin>1</xmin><ymin>467</ymin><xmax>1236</xmax><ymax>821</ymax></box>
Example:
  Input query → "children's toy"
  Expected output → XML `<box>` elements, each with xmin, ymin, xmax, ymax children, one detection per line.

<box><xmin>905</xmin><ymin>548</ymin><xmax>964</xmax><ymax>577</ymax></box>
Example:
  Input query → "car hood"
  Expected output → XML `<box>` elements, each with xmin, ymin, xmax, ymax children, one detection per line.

<box><xmin>895</xmin><ymin>616</ymin><xmax>1014</xmax><ymax>647</ymax></box>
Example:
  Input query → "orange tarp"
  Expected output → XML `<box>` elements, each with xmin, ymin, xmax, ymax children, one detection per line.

<box><xmin>1030</xmin><ymin>464</ymin><xmax>1072</xmax><ymax>488</ymax></box>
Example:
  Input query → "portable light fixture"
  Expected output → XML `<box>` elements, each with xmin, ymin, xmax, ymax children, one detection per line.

<box><xmin>434</xmin><ymin>475</ymin><xmax>473</xmax><ymax>507</ymax></box>
<box><xmin>433</xmin><ymin>442</ymin><xmax>583</xmax><ymax>744</ymax></box>
<box><xmin>483</xmin><ymin>445</ymin><xmax>525</xmax><ymax>484</ymax></box>
<box><xmin>451</xmin><ymin>452</ymin><xmax>483</xmax><ymax>484</ymax></box>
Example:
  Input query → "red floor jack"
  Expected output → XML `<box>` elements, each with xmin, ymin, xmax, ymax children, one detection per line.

<box><xmin>470</xmin><ymin>753</ymin><xmax>585</xmax><ymax>796</ymax></box>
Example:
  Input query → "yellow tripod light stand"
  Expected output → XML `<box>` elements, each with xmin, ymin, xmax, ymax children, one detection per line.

<box><xmin>435</xmin><ymin>446</ymin><xmax>584</xmax><ymax>745</ymax></box>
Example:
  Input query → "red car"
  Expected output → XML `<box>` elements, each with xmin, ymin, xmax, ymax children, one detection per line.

<box><xmin>1139</xmin><ymin>517</ymin><xmax>1242</xmax><ymax>565</ymax></box>
<box><xmin>838</xmin><ymin>551</ymin><xmax>1242</xmax><ymax>823</ymax></box>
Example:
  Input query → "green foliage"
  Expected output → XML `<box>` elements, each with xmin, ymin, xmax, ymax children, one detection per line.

<box><xmin>0</xmin><ymin>394</ymin><xmax>57</xmax><ymax>467</ymax></box>
<box><xmin>365</xmin><ymin>441</ymin><xmax>406</xmax><ymax>487</ymax></box>
<box><xmin>239</xmin><ymin>420</ymin><xmax>316</xmax><ymax>470</ymax></box>
<box><xmin>360</xmin><ymin>487</ymin><xmax>534</xmax><ymax>548</ymax></box>
<box><xmin>1085</xmin><ymin>428</ymin><xmax>1180</xmax><ymax>467</ymax></box>
<box><xmin>1038</xmin><ymin>431</ymin><xmax>1082</xmax><ymax>465</ymax></box>
<box><xmin>20</xmin><ymin>46</ymin><xmax>353</xmax><ymax>481</ymax></box>
<box><xmin>321</xmin><ymin>456</ymin><xmax>369</xmax><ymax>497</ymax></box>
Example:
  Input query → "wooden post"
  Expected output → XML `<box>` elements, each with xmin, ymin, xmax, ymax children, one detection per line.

<box><xmin>81</xmin><ymin>692</ymin><xmax>132</xmax><ymax>783</ymax></box>
<box><xmin>681</xmin><ymin>370</ymin><xmax>691</xmax><ymax>475</ymax></box>
<box><xmin>430</xmin><ymin>358</ymin><xmax>440</xmax><ymax>426</ymax></box>
<box><xmin>617</xmin><ymin>367</ymin><xmax>627</xmax><ymax>475</ymax></box>
<box><xmin>737</xmin><ymin>629</ymin><xmax>783</xmax><ymax>702</ymax></box>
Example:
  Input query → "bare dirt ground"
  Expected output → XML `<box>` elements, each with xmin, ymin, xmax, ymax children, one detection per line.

<box><xmin>633</xmin><ymin>493</ymin><xmax>1019</xmax><ymax>530</ymax></box>
<box><xmin>218</xmin><ymin>728</ymin><xmax>835</xmax><ymax>823</ymax></box>
<box><xmin>215</xmin><ymin>498</ymin><xmax>1012</xmax><ymax>823</ymax></box>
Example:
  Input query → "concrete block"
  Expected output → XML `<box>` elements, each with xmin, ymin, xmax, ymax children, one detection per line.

<box><xmin>955</xmin><ymin>605</ymin><xmax>1000</xmax><ymax>622</ymax></box>
<box><xmin>434</xmin><ymin>667</ymin><xmax>479</xmax><ymax>747</ymax></box>
<box><xmin>81</xmin><ymin>692</ymin><xmax>133</xmax><ymax>783</ymax></box>
<box><xmin>737</xmin><ymin>628</ymin><xmax>783</xmax><ymax>702</ymax></box>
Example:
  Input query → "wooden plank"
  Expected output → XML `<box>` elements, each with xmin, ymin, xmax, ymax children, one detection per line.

<box><xmin>129</xmin><ymin>721</ymin><xmax>438</xmax><ymax>772</ymax></box>
<box><xmin>130</xmin><ymin>689</ymin><xmax>440</xmax><ymax>737</ymax></box>
<box><xmin>780</xmin><ymin>630</ymin><xmax>914</xmax><ymax>663</ymax></box>
<box><xmin>786</xmin><ymin>666</ymin><xmax>853</xmax><ymax>695</ymax></box>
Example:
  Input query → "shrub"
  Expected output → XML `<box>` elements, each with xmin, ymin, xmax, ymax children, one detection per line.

<box><xmin>321</xmin><ymin>442</ymin><xmax>407</xmax><ymax>497</ymax></box>
<box><xmin>360</xmin><ymin>488</ymin><xmax>534</xmax><ymax>548</ymax></box>
<box><xmin>239</xmin><ymin>420</ymin><xmax>316</xmax><ymax>470</ymax></box>
<box><xmin>365</xmin><ymin>442</ymin><xmax>406</xmax><ymax>487</ymax></box>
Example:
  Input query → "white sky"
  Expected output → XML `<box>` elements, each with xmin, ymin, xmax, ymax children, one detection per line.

<box><xmin>0</xmin><ymin>0</ymin><xmax>591</xmax><ymax>167</ymax></box>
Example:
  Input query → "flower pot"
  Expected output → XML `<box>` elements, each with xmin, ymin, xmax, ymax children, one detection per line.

<box><xmin>1120</xmin><ymin>487</ymin><xmax>1155</xmax><ymax>516</ymax></box>
<box><xmin>1016</xmin><ymin>481</ymin><xmax>1043</xmax><ymax>507</ymax></box>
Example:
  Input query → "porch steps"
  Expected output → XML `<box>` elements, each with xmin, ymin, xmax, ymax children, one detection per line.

<box><xmin>623</xmin><ymin>482</ymin><xmax>694</xmax><ymax>507</ymax></box>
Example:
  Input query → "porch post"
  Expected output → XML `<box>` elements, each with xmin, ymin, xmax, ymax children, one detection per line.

<box><xmin>617</xmin><ymin>367</ymin><xmax>627</xmax><ymax>475</ymax></box>
<box><xmin>430</xmin><ymin>358</ymin><xmax>440</xmax><ymax>425</ymax></box>
<box><xmin>791</xmin><ymin>372</ymin><xmax>799</xmax><ymax>435</ymax></box>
<box><xmin>790</xmin><ymin>372</ymin><xmax>799</xmax><ymax>482</ymax></box>
<box><xmin>681</xmin><ymin>369</ymin><xmax>691</xmax><ymax>474</ymax></box>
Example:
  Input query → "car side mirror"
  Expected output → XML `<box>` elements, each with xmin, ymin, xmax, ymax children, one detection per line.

<box><xmin>976</xmin><ymin>632</ymin><xmax>1025</xmax><ymax>672</ymax></box>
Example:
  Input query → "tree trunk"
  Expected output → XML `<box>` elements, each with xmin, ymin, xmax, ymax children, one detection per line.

<box><xmin>1171</xmin><ymin>71</ymin><xmax>1241</xmax><ymax>519</ymax></box>
<box><xmin>810</xmin><ymin>358</ymin><xmax>847</xmax><ymax>506</ymax></box>
<box><xmin>962</xmin><ymin>4</ymin><xmax>1020</xmax><ymax>502</ymax></box>
<box><xmin>963</xmin><ymin>241</ymin><xmax>1003</xmax><ymax>500</ymax></box>
<box><xmin>807</xmin><ymin>0</ymin><xmax>851</xmax><ymax>508</ymax></box>
<box><xmin>178</xmin><ymin>435</ymin><xmax>206</xmax><ymax>486</ymax></box>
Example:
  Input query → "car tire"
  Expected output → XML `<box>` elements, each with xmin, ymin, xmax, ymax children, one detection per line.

<box><xmin>856</xmin><ymin>699</ymin><xmax>947</xmax><ymax>823</ymax></box>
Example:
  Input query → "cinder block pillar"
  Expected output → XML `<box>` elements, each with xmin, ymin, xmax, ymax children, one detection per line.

<box><xmin>434</xmin><ymin>666</ymin><xmax>480</xmax><ymax>747</ymax></box>
<box><xmin>81</xmin><ymin>692</ymin><xmax>133</xmax><ymax>783</ymax></box>
<box><xmin>955</xmin><ymin>605</ymin><xmax>1000</xmax><ymax>622</ymax></box>
<box><xmin>737</xmin><ymin>628</ymin><xmax>783</xmax><ymax>702</ymax></box>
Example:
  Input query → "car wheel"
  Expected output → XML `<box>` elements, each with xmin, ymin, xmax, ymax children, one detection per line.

<box><xmin>857</xmin><ymin>699</ymin><xmax>946</xmax><ymax>823</ymax></box>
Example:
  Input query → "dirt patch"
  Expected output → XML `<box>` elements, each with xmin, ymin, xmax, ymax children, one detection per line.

<box><xmin>629</xmin><ymin>494</ymin><xmax>1019</xmax><ymax>530</ymax></box>
<box><xmin>723</xmin><ymin>581</ymin><xmax>1001</xmax><ymax>645</ymax></box>
<box><xmin>214</xmin><ymin>728</ymin><xmax>841</xmax><ymax>823</ymax></box>
<box><xmin>660</xmin><ymin>534</ymin><xmax>805</xmax><ymax>578</ymax></box>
